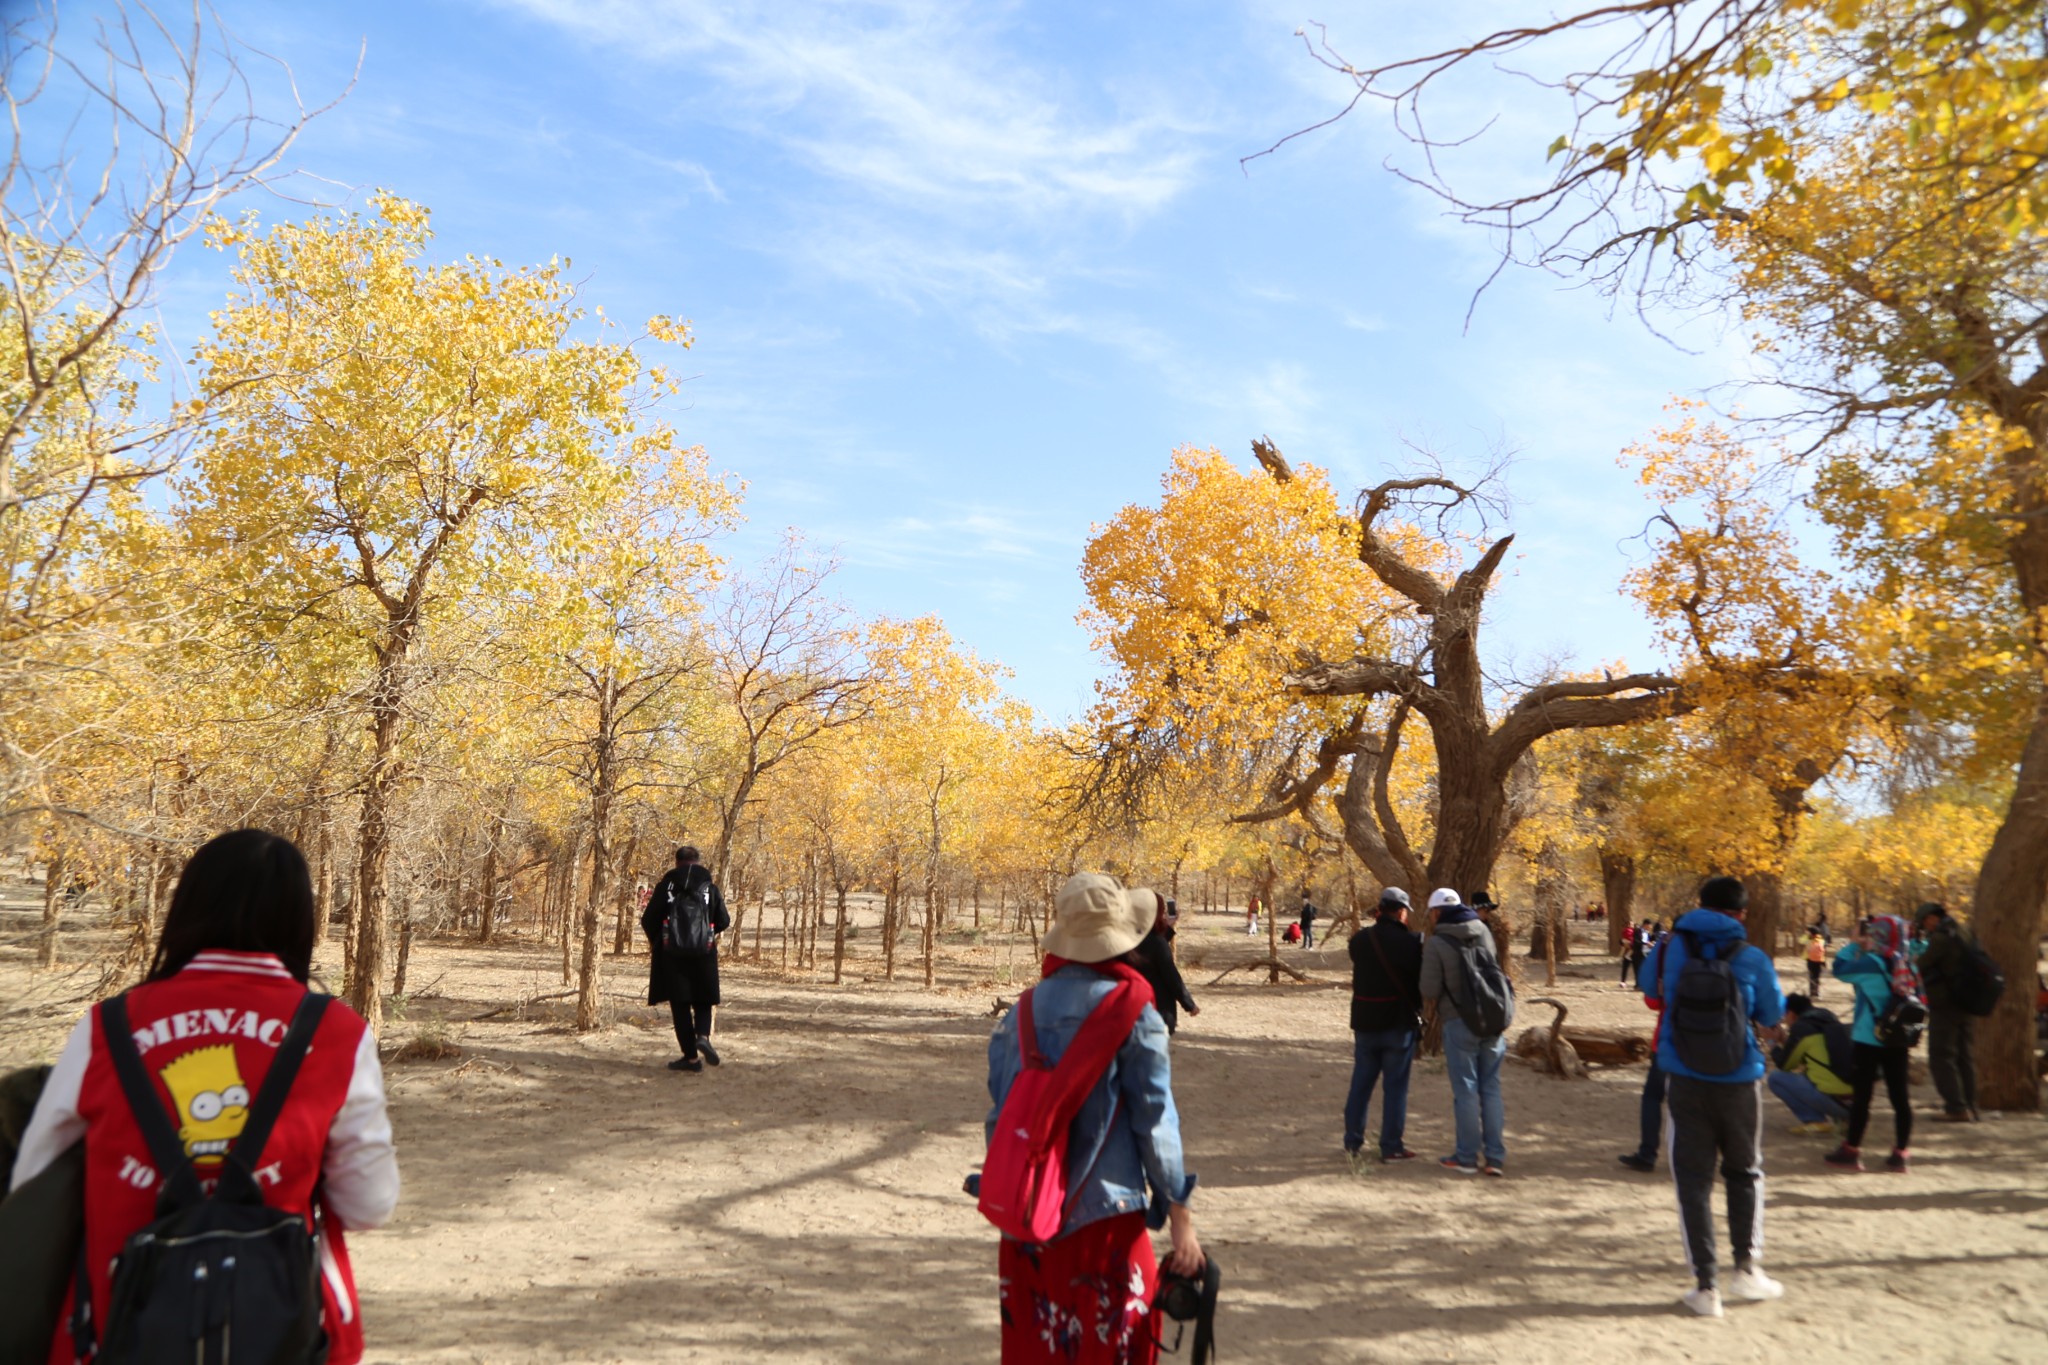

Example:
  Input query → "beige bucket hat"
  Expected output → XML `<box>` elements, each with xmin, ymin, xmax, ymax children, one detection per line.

<box><xmin>1043</xmin><ymin>872</ymin><xmax>1149</xmax><ymax>963</ymax></box>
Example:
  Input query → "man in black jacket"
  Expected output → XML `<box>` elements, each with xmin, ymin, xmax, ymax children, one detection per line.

<box><xmin>642</xmin><ymin>846</ymin><xmax>731</xmax><ymax>1073</ymax></box>
<box><xmin>1345</xmin><ymin>887</ymin><xmax>1424</xmax><ymax>1163</ymax></box>
<box><xmin>1131</xmin><ymin>892</ymin><xmax>1199</xmax><ymax>1034</ymax></box>
<box><xmin>1915</xmin><ymin>903</ymin><xmax>1979</xmax><ymax>1121</ymax></box>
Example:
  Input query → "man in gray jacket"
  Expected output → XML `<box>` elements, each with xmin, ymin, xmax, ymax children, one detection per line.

<box><xmin>1420</xmin><ymin>887</ymin><xmax>1511</xmax><ymax>1176</ymax></box>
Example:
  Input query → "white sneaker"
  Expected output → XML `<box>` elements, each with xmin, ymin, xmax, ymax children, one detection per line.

<box><xmin>1682</xmin><ymin>1287</ymin><xmax>1724</xmax><ymax>1318</ymax></box>
<box><xmin>1726</xmin><ymin>1265</ymin><xmax>1784</xmax><ymax>1301</ymax></box>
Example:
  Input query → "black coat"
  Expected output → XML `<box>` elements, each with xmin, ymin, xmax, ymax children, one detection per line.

<box><xmin>1132</xmin><ymin>927</ymin><xmax>1198</xmax><ymax>1033</ymax></box>
<box><xmin>643</xmin><ymin>865</ymin><xmax>731</xmax><ymax>1007</ymax></box>
<box><xmin>1348</xmin><ymin>917</ymin><xmax>1423</xmax><ymax>1032</ymax></box>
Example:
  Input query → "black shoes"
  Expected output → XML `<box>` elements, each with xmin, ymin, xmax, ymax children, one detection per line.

<box><xmin>1618</xmin><ymin>1152</ymin><xmax>1657</xmax><ymax>1173</ymax></box>
<box><xmin>668</xmin><ymin>1056</ymin><xmax>703</xmax><ymax>1073</ymax></box>
<box><xmin>699</xmin><ymin>1039</ymin><xmax>721</xmax><ymax>1067</ymax></box>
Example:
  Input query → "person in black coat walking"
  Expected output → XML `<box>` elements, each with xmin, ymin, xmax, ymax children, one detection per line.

<box><xmin>1130</xmin><ymin>892</ymin><xmax>1199</xmax><ymax>1034</ymax></box>
<box><xmin>1345</xmin><ymin>887</ymin><xmax>1425</xmax><ymax>1163</ymax></box>
<box><xmin>642</xmin><ymin>846</ymin><xmax>731</xmax><ymax>1072</ymax></box>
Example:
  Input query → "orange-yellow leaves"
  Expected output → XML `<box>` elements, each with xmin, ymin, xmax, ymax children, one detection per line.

<box><xmin>1079</xmin><ymin>445</ymin><xmax>1408</xmax><ymax>753</ymax></box>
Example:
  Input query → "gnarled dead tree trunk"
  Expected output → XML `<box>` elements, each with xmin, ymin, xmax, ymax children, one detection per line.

<box><xmin>1237</xmin><ymin>441</ymin><xmax>1689</xmax><ymax>902</ymax></box>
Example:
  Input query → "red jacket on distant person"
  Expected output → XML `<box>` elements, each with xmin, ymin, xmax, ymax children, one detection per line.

<box><xmin>11</xmin><ymin>950</ymin><xmax>399</xmax><ymax>1365</ymax></box>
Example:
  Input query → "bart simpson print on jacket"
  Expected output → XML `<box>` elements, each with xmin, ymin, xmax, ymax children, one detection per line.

<box><xmin>158</xmin><ymin>1043</ymin><xmax>252</xmax><ymax>1161</ymax></box>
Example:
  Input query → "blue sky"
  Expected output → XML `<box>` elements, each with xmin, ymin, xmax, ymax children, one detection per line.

<box><xmin>115</xmin><ymin>0</ymin><xmax>1752</xmax><ymax>719</ymax></box>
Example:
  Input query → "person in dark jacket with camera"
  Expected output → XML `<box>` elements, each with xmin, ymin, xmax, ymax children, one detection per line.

<box><xmin>642</xmin><ymin>846</ymin><xmax>730</xmax><ymax>1073</ymax></box>
<box><xmin>1914</xmin><ymin>903</ymin><xmax>1978</xmax><ymax>1121</ymax></box>
<box><xmin>1131</xmin><ymin>892</ymin><xmax>1199</xmax><ymax>1034</ymax></box>
<box><xmin>1345</xmin><ymin>888</ymin><xmax>1424</xmax><ymax>1164</ymax></box>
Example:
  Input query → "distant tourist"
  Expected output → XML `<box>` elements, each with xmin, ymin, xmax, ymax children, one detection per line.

<box><xmin>1826</xmin><ymin>915</ymin><xmax>1922</xmax><ymax>1173</ymax></box>
<box><xmin>979</xmin><ymin>873</ymin><xmax>1202</xmax><ymax>1364</ymax></box>
<box><xmin>1245</xmin><ymin>897</ymin><xmax>1261</xmax><ymax>937</ymax></box>
<box><xmin>8</xmin><ymin>829</ymin><xmax>399</xmax><ymax>1364</ymax></box>
<box><xmin>1420</xmin><ymin>888</ymin><xmax>1513</xmax><ymax>1177</ymax></box>
<box><xmin>1767</xmin><ymin>993</ymin><xmax>1854</xmax><ymax>1133</ymax></box>
<box><xmin>1344</xmin><ymin>888</ymin><xmax>1423</xmax><ymax>1165</ymax></box>
<box><xmin>1298</xmin><ymin>894</ymin><xmax>1319</xmax><ymax>949</ymax></box>
<box><xmin>1132</xmin><ymin>892</ymin><xmax>1200</xmax><ymax>1035</ymax></box>
<box><xmin>1645</xmin><ymin>876</ymin><xmax>1787</xmax><ymax>1318</ymax></box>
<box><xmin>643</xmin><ymin>846</ymin><xmax>730</xmax><ymax>1073</ymax></box>
<box><xmin>1804</xmin><ymin>930</ymin><xmax>1828</xmax><ymax>996</ymax></box>
<box><xmin>1619</xmin><ymin>920</ymin><xmax>1642</xmax><ymax>987</ymax></box>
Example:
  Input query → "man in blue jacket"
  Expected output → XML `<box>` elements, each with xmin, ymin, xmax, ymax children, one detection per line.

<box><xmin>1643</xmin><ymin>876</ymin><xmax>1788</xmax><ymax>1318</ymax></box>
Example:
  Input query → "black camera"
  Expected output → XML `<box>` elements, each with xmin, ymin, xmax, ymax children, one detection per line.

<box><xmin>1153</xmin><ymin>1256</ymin><xmax>1220</xmax><ymax>1362</ymax></box>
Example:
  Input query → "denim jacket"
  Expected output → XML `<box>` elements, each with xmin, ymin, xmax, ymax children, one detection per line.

<box><xmin>984</xmin><ymin>965</ymin><xmax>1198</xmax><ymax>1238</ymax></box>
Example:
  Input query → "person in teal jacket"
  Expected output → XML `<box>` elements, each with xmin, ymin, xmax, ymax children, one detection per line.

<box><xmin>1642</xmin><ymin>877</ymin><xmax>1787</xmax><ymax>1318</ymax></box>
<box><xmin>1825</xmin><ymin>915</ymin><xmax>1919</xmax><ymax>1173</ymax></box>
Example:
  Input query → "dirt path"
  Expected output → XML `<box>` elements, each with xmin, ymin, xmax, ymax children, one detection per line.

<box><xmin>7</xmin><ymin>911</ymin><xmax>2045</xmax><ymax>1362</ymax></box>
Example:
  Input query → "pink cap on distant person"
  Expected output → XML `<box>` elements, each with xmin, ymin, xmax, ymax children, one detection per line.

<box><xmin>1427</xmin><ymin>888</ymin><xmax>1462</xmax><ymax>909</ymax></box>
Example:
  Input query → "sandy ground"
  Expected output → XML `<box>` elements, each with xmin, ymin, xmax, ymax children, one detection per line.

<box><xmin>5</xmin><ymin>899</ymin><xmax>2046</xmax><ymax>1364</ymax></box>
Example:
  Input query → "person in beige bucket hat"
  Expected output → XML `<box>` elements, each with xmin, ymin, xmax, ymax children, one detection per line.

<box><xmin>980</xmin><ymin>870</ymin><xmax>1205</xmax><ymax>1362</ymax></box>
<box><xmin>1041</xmin><ymin>871</ymin><xmax>1152</xmax><ymax>963</ymax></box>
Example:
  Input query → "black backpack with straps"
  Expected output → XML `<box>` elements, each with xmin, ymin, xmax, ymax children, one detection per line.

<box><xmin>84</xmin><ymin>992</ymin><xmax>332</xmax><ymax>1365</ymax></box>
<box><xmin>662</xmin><ymin>873</ymin><xmax>715</xmax><ymax>959</ymax></box>
<box><xmin>1669</xmin><ymin>930</ymin><xmax>1752</xmax><ymax>1076</ymax></box>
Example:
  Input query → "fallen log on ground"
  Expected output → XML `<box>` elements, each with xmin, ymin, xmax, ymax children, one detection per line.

<box><xmin>1509</xmin><ymin>996</ymin><xmax>1653</xmax><ymax>1073</ymax></box>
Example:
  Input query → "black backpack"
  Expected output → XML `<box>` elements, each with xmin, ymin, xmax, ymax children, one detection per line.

<box><xmin>1669</xmin><ymin>930</ymin><xmax>1752</xmax><ymax>1076</ymax></box>
<box><xmin>1875</xmin><ymin>992</ymin><xmax>1929</xmax><ymax>1048</ymax></box>
<box><xmin>1444</xmin><ymin>933</ymin><xmax>1515</xmax><ymax>1038</ymax></box>
<box><xmin>1949</xmin><ymin>935</ymin><xmax>2007</xmax><ymax>1018</ymax></box>
<box><xmin>662</xmin><ymin>873</ymin><xmax>714</xmax><ymax>959</ymax></box>
<box><xmin>85</xmin><ymin>992</ymin><xmax>330</xmax><ymax>1365</ymax></box>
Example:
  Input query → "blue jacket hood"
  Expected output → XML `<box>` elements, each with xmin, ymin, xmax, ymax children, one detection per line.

<box><xmin>1647</xmin><ymin>909</ymin><xmax>1787</xmax><ymax>1083</ymax></box>
<box><xmin>1670</xmin><ymin>907</ymin><xmax>1750</xmax><ymax>946</ymax></box>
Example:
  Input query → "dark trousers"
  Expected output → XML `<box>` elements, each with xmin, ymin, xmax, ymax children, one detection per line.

<box><xmin>1846</xmin><ymin>1042</ymin><xmax>1913</xmax><ymax>1150</ymax></box>
<box><xmin>1343</xmin><ymin>1027</ymin><xmax>1417</xmax><ymax>1156</ymax></box>
<box><xmin>1633</xmin><ymin>1060</ymin><xmax>1667</xmax><ymax>1160</ymax></box>
<box><xmin>1926</xmin><ymin>1007</ymin><xmax>1977</xmax><ymax>1115</ymax></box>
<box><xmin>1301</xmin><ymin>922</ymin><xmax>1315</xmax><ymax>948</ymax></box>
<box><xmin>1620</xmin><ymin>955</ymin><xmax>1640</xmax><ymax>985</ymax></box>
<box><xmin>1664</xmin><ymin>1075</ymin><xmax>1763</xmax><ymax>1290</ymax></box>
<box><xmin>1806</xmin><ymin>961</ymin><xmax>1823</xmax><ymax>994</ymax></box>
<box><xmin>670</xmin><ymin>998</ymin><xmax>713</xmax><ymax>1059</ymax></box>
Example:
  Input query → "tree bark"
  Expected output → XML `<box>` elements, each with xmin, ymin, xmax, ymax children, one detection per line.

<box><xmin>833</xmin><ymin>879</ymin><xmax>850</xmax><ymax>984</ymax></box>
<box><xmin>611</xmin><ymin>831</ymin><xmax>641</xmax><ymax>956</ymax></box>
<box><xmin>1747</xmin><ymin>869</ymin><xmax>1786</xmax><ymax>959</ymax></box>
<box><xmin>38</xmin><ymin>850</ymin><xmax>63</xmax><ymax>968</ymax></box>
<box><xmin>348</xmin><ymin>689</ymin><xmax>401</xmax><ymax>1036</ymax></box>
<box><xmin>313</xmin><ymin>814</ymin><xmax>332</xmax><ymax>945</ymax></box>
<box><xmin>476</xmin><ymin>819</ymin><xmax>502</xmax><ymax>946</ymax></box>
<box><xmin>1970</xmin><ymin>684</ymin><xmax>2048</xmax><ymax>1111</ymax></box>
<box><xmin>1599</xmin><ymin>846</ymin><xmax>1636</xmax><ymax>957</ymax></box>
<box><xmin>576</xmin><ymin>693</ymin><xmax>616</xmax><ymax>1032</ymax></box>
<box><xmin>391</xmin><ymin>918</ymin><xmax>413</xmax><ymax>1000</ymax></box>
<box><xmin>883</xmin><ymin>855</ymin><xmax>901</xmax><ymax>982</ymax></box>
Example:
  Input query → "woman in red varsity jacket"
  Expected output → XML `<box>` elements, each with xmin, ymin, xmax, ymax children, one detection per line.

<box><xmin>9</xmin><ymin>829</ymin><xmax>400</xmax><ymax>1365</ymax></box>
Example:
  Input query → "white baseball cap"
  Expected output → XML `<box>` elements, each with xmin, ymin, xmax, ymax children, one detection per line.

<box><xmin>1427</xmin><ymin>888</ymin><xmax>1463</xmax><ymax>910</ymax></box>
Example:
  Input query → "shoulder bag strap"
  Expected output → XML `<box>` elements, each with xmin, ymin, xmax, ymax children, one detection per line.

<box><xmin>230</xmin><ymin>992</ymin><xmax>331</xmax><ymax>1175</ymax></box>
<box><xmin>98</xmin><ymin>993</ymin><xmax>205</xmax><ymax>1209</ymax></box>
<box><xmin>1016</xmin><ymin>989</ymin><xmax>1043</xmax><ymax>1070</ymax></box>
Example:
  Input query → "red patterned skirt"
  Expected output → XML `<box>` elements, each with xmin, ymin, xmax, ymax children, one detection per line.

<box><xmin>998</xmin><ymin>1212</ymin><xmax>1159</xmax><ymax>1364</ymax></box>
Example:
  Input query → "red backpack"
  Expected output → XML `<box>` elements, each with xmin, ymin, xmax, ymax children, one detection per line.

<box><xmin>978</xmin><ymin>987</ymin><xmax>1136</xmax><ymax>1243</ymax></box>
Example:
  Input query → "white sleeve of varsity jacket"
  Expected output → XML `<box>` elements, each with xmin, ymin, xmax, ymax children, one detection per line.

<box><xmin>322</xmin><ymin>1029</ymin><xmax>400</xmax><ymax>1229</ymax></box>
<box><xmin>10</xmin><ymin>1012</ymin><xmax>93</xmax><ymax>1193</ymax></box>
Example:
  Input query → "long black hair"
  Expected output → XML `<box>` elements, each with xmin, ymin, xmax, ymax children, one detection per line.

<box><xmin>147</xmin><ymin>829</ymin><xmax>317</xmax><ymax>983</ymax></box>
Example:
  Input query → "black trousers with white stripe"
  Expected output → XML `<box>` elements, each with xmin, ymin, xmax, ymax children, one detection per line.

<box><xmin>1665</xmin><ymin>1075</ymin><xmax>1764</xmax><ymax>1291</ymax></box>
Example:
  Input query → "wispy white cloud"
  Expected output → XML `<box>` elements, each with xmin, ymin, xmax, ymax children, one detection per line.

<box><xmin>494</xmin><ymin>0</ymin><xmax>1208</xmax><ymax>224</ymax></box>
